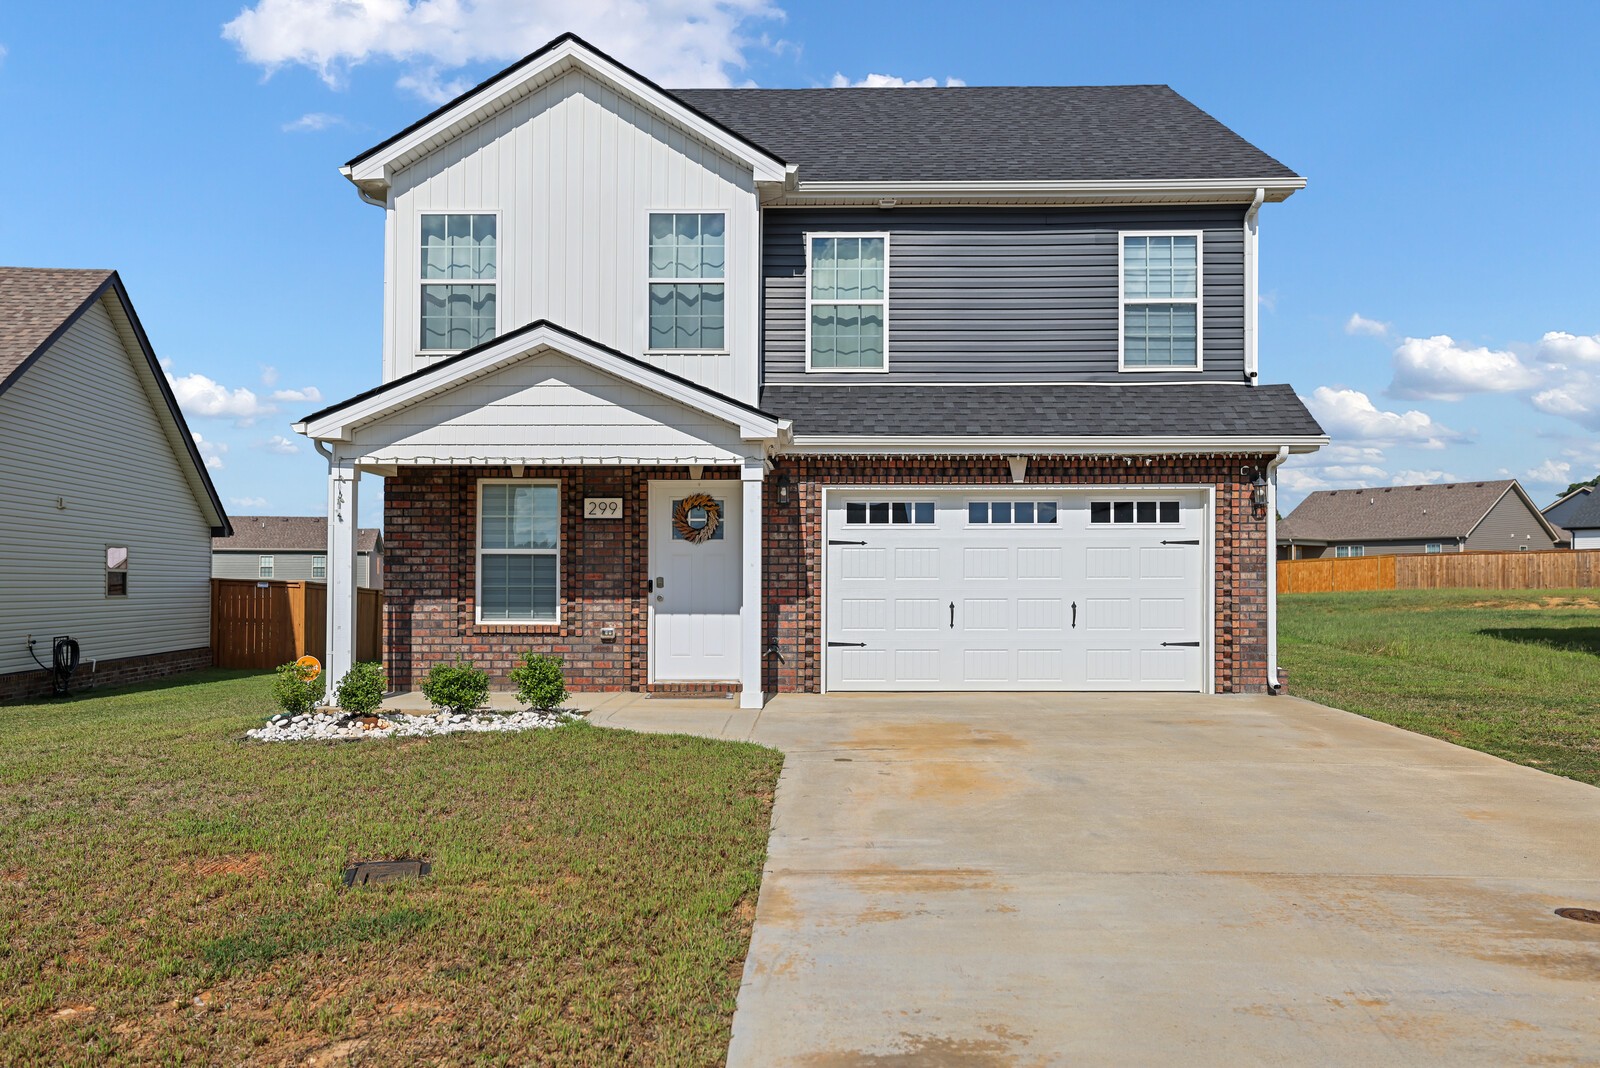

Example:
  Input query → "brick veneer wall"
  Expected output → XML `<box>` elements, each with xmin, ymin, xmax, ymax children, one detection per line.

<box><xmin>384</xmin><ymin>455</ymin><xmax>1273</xmax><ymax>695</ymax></box>
<box><xmin>0</xmin><ymin>646</ymin><xmax>212</xmax><ymax>703</ymax></box>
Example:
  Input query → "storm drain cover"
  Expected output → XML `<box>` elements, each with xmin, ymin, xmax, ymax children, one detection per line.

<box><xmin>1555</xmin><ymin>907</ymin><xmax>1600</xmax><ymax>924</ymax></box>
<box><xmin>342</xmin><ymin>859</ymin><xmax>431</xmax><ymax>888</ymax></box>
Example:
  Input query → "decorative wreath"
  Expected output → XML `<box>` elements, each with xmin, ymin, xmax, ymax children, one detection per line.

<box><xmin>672</xmin><ymin>493</ymin><xmax>722</xmax><ymax>544</ymax></box>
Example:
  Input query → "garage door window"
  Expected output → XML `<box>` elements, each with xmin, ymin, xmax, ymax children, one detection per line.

<box><xmin>845</xmin><ymin>501</ymin><xmax>934</xmax><ymax>525</ymax></box>
<box><xmin>968</xmin><ymin>501</ymin><xmax>1058</xmax><ymax>524</ymax></box>
<box><xmin>1090</xmin><ymin>500</ymin><xmax>1181</xmax><ymax>525</ymax></box>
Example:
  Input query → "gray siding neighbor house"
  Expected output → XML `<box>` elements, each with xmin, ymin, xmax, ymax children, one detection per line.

<box><xmin>213</xmin><ymin>517</ymin><xmax>384</xmax><ymax>589</ymax></box>
<box><xmin>1544</xmin><ymin>486</ymin><xmax>1600</xmax><ymax>550</ymax></box>
<box><xmin>1279</xmin><ymin>480</ymin><xmax>1561</xmax><ymax>559</ymax></box>
<box><xmin>0</xmin><ymin>268</ymin><xmax>230</xmax><ymax>701</ymax></box>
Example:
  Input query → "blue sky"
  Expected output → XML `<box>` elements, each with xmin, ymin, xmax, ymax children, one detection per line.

<box><xmin>2</xmin><ymin>1</ymin><xmax>1597</xmax><ymax>524</ymax></box>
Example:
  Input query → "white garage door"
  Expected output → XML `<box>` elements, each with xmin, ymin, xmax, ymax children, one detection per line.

<box><xmin>824</xmin><ymin>489</ymin><xmax>1208</xmax><ymax>692</ymax></box>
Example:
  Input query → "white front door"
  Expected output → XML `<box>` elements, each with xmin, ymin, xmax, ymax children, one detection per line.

<box><xmin>824</xmin><ymin>489</ymin><xmax>1208</xmax><ymax>692</ymax></box>
<box><xmin>649</xmin><ymin>481</ymin><xmax>743</xmax><ymax>682</ymax></box>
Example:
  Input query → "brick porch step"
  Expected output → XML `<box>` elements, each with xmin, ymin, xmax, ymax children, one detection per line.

<box><xmin>644</xmin><ymin>681</ymin><xmax>739</xmax><ymax>699</ymax></box>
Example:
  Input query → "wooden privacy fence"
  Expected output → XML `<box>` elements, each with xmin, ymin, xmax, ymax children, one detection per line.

<box><xmin>1278</xmin><ymin>548</ymin><xmax>1600</xmax><ymax>594</ymax></box>
<box><xmin>211</xmin><ymin>579</ymin><xmax>383</xmax><ymax>670</ymax></box>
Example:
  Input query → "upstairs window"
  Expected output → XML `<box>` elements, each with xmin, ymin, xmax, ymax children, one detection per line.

<box><xmin>312</xmin><ymin>555</ymin><xmax>327</xmax><ymax>579</ymax></box>
<box><xmin>421</xmin><ymin>213</ymin><xmax>497</xmax><ymax>351</ymax></box>
<box><xmin>808</xmin><ymin>234</ymin><xmax>887</xmax><ymax>371</ymax></box>
<box><xmin>106</xmin><ymin>546</ymin><xmax>128</xmax><ymax>597</ymax></box>
<box><xmin>1121</xmin><ymin>233</ymin><xmax>1200</xmax><ymax>369</ymax></box>
<box><xmin>258</xmin><ymin>555</ymin><xmax>275</xmax><ymax>579</ymax></box>
<box><xmin>649</xmin><ymin>213</ymin><xmax>725</xmax><ymax>351</ymax></box>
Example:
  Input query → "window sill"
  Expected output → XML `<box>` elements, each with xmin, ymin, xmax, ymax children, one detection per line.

<box><xmin>642</xmin><ymin>350</ymin><xmax>731</xmax><ymax>357</ymax></box>
<box><xmin>803</xmin><ymin>366</ymin><xmax>890</xmax><ymax>375</ymax></box>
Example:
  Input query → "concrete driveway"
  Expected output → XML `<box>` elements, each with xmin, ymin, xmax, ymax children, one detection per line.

<box><xmin>589</xmin><ymin>692</ymin><xmax>1600</xmax><ymax>1066</ymax></box>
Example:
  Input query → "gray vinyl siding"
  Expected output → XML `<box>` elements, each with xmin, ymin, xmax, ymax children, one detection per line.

<box><xmin>1292</xmin><ymin>541</ymin><xmax>1462</xmax><ymax>559</ymax></box>
<box><xmin>1464</xmin><ymin>492</ymin><xmax>1559</xmax><ymax>552</ymax></box>
<box><xmin>212</xmin><ymin>550</ymin><xmax>381</xmax><ymax>588</ymax></box>
<box><xmin>0</xmin><ymin>298</ymin><xmax>212</xmax><ymax>677</ymax></box>
<box><xmin>761</xmin><ymin>206</ymin><xmax>1247</xmax><ymax>384</ymax></box>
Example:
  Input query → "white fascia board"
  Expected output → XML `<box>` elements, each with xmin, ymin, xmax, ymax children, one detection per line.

<box><xmin>786</xmin><ymin>177</ymin><xmax>1306</xmax><ymax>205</ymax></box>
<box><xmin>299</xmin><ymin>324</ymin><xmax>782</xmax><ymax>444</ymax></box>
<box><xmin>345</xmin><ymin>39</ymin><xmax>786</xmax><ymax>190</ymax></box>
<box><xmin>784</xmin><ymin>434</ymin><xmax>1329</xmax><ymax>456</ymax></box>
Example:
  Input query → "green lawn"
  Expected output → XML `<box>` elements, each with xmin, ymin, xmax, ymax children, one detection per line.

<box><xmin>0</xmin><ymin>670</ymin><xmax>782</xmax><ymax>1066</ymax></box>
<box><xmin>1280</xmin><ymin>588</ymin><xmax>1600</xmax><ymax>785</ymax></box>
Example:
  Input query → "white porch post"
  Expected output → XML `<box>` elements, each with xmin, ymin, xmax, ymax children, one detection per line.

<box><xmin>325</xmin><ymin>453</ymin><xmax>361</xmax><ymax>700</ymax></box>
<box><xmin>739</xmin><ymin>457</ymin><xmax>765</xmax><ymax>709</ymax></box>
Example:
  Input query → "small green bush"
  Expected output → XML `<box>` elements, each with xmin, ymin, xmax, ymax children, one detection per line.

<box><xmin>335</xmin><ymin>661</ymin><xmax>387</xmax><ymax>716</ymax></box>
<box><xmin>272</xmin><ymin>660</ymin><xmax>325</xmax><ymax>716</ymax></box>
<box><xmin>421</xmin><ymin>659</ymin><xmax>489</xmax><ymax>715</ymax></box>
<box><xmin>510</xmin><ymin>652</ymin><xmax>568</xmax><ymax>711</ymax></box>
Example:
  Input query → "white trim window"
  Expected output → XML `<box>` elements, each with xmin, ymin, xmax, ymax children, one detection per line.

<box><xmin>477</xmin><ymin>481</ymin><xmax>560</xmax><ymax>623</ymax></box>
<box><xmin>1424</xmin><ymin>543</ymin><xmax>1443</xmax><ymax>554</ymax></box>
<box><xmin>807</xmin><ymin>233</ymin><xmax>888</xmax><ymax>371</ymax></box>
<box><xmin>1120</xmin><ymin>232</ymin><xmax>1202</xmax><ymax>370</ymax></box>
<box><xmin>258</xmin><ymin>555</ymin><xmax>275</xmax><ymax>579</ymax></box>
<box><xmin>421</xmin><ymin>213</ymin><xmax>497</xmax><ymax>352</ymax></box>
<box><xmin>312</xmin><ymin>555</ymin><xmax>327</xmax><ymax>579</ymax></box>
<box><xmin>106</xmin><ymin>545</ymin><xmax>128</xmax><ymax>597</ymax></box>
<box><xmin>648</xmin><ymin>212</ymin><xmax>725</xmax><ymax>352</ymax></box>
<box><xmin>1334</xmin><ymin>545</ymin><xmax>1365</xmax><ymax>558</ymax></box>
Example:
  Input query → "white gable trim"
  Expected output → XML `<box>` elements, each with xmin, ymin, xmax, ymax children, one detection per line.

<box><xmin>344</xmin><ymin>35</ymin><xmax>788</xmax><ymax>197</ymax></box>
<box><xmin>295</xmin><ymin>321</ymin><xmax>785</xmax><ymax>446</ymax></box>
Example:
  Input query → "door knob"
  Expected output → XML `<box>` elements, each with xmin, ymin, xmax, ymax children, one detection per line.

<box><xmin>656</xmin><ymin>595</ymin><xmax>664</xmax><ymax>603</ymax></box>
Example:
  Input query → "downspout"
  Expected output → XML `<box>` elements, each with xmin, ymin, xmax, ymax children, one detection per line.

<box><xmin>1265</xmin><ymin>445</ymin><xmax>1289</xmax><ymax>693</ymax></box>
<box><xmin>1243</xmin><ymin>187</ymin><xmax>1265</xmax><ymax>386</ymax></box>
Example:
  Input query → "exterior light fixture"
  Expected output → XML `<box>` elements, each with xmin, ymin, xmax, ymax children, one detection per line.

<box><xmin>775</xmin><ymin>473</ymin><xmax>791</xmax><ymax>504</ymax></box>
<box><xmin>1242</xmin><ymin>465</ymin><xmax>1269</xmax><ymax>509</ymax></box>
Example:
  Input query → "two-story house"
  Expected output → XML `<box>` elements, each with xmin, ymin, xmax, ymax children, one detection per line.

<box><xmin>295</xmin><ymin>33</ymin><xmax>1326</xmax><ymax>707</ymax></box>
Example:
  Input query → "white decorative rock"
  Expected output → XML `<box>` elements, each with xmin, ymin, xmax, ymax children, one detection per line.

<box><xmin>246</xmin><ymin>708</ymin><xmax>578</xmax><ymax>742</ymax></box>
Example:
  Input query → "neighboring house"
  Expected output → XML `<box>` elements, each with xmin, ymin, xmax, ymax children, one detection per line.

<box><xmin>212</xmin><ymin>516</ymin><xmax>384</xmax><ymax>588</ymax></box>
<box><xmin>1278</xmin><ymin>480</ymin><xmax>1562</xmax><ymax>559</ymax></box>
<box><xmin>295</xmin><ymin>33</ymin><xmax>1327</xmax><ymax>705</ymax></box>
<box><xmin>1544</xmin><ymin>486</ymin><xmax>1600</xmax><ymax>549</ymax></box>
<box><xmin>0</xmin><ymin>268</ymin><xmax>230</xmax><ymax>700</ymax></box>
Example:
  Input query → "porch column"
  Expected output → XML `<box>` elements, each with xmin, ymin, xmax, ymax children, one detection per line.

<box><xmin>739</xmin><ymin>457</ymin><xmax>765</xmax><ymax>709</ymax></box>
<box><xmin>325</xmin><ymin>454</ymin><xmax>360</xmax><ymax>701</ymax></box>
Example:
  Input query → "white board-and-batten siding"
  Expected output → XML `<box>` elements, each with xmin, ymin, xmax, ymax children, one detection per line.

<box><xmin>346</xmin><ymin>350</ymin><xmax>749</xmax><ymax>466</ymax></box>
<box><xmin>0</xmin><ymin>298</ymin><xmax>212</xmax><ymax>676</ymax></box>
<box><xmin>386</xmin><ymin>69</ymin><xmax>760</xmax><ymax>404</ymax></box>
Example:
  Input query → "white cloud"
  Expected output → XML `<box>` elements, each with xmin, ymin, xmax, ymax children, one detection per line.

<box><xmin>1303</xmin><ymin>386</ymin><xmax>1463</xmax><ymax>450</ymax></box>
<box><xmin>1279</xmin><ymin>466</ymin><xmax>1333</xmax><ymax>495</ymax></box>
<box><xmin>1344</xmin><ymin>313</ymin><xmax>1390</xmax><ymax>337</ymax></box>
<box><xmin>829</xmin><ymin>72</ymin><xmax>965</xmax><ymax>88</ymax></box>
<box><xmin>230</xmin><ymin>496</ymin><xmax>270</xmax><ymax>509</ymax></box>
<box><xmin>1528</xmin><ymin>332</ymin><xmax>1600</xmax><ymax>431</ymax></box>
<box><xmin>1391</xmin><ymin>469</ymin><xmax>1459</xmax><ymax>486</ymax></box>
<box><xmin>192</xmin><ymin>432</ymin><xmax>227</xmax><ymax>470</ymax></box>
<box><xmin>1388</xmin><ymin>334</ymin><xmax>1541</xmax><ymax>401</ymax></box>
<box><xmin>261</xmin><ymin>434</ymin><xmax>302</xmax><ymax>455</ymax></box>
<box><xmin>223</xmin><ymin>0</ymin><xmax>785</xmax><ymax>101</ymax></box>
<box><xmin>1525</xmin><ymin>459</ymin><xmax>1572</xmax><ymax>485</ymax></box>
<box><xmin>168</xmin><ymin>370</ymin><xmax>276</xmax><ymax>426</ymax></box>
<box><xmin>282</xmin><ymin>111</ymin><xmax>347</xmax><ymax>132</ymax></box>
<box><xmin>270</xmin><ymin>386</ymin><xmax>323</xmax><ymax>404</ymax></box>
<box><xmin>1537</xmin><ymin>331</ymin><xmax>1600</xmax><ymax>364</ymax></box>
<box><xmin>260</xmin><ymin>364</ymin><xmax>279</xmax><ymax>387</ymax></box>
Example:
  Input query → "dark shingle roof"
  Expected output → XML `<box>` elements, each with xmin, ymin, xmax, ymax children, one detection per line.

<box><xmin>674</xmin><ymin>86</ymin><xmax>1299</xmax><ymax>184</ymax></box>
<box><xmin>759</xmin><ymin>382</ymin><xmax>1322</xmax><ymax>438</ymax></box>
<box><xmin>0</xmin><ymin>267</ymin><xmax>115</xmax><ymax>388</ymax></box>
<box><xmin>214</xmin><ymin>516</ymin><xmax>382</xmax><ymax>553</ymax></box>
<box><xmin>1555</xmin><ymin>489</ymin><xmax>1600</xmax><ymax>531</ymax></box>
<box><xmin>1282</xmin><ymin>480</ymin><xmax>1526</xmax><ymax>542</ymax></box>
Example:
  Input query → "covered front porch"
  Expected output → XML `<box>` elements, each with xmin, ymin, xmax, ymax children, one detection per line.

<box><xmin>294</xmin><ymin>321</ymin><xmax>787</xmax><ymax>709</ymax></box>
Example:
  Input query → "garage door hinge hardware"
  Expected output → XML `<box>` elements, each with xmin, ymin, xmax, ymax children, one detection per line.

<box><xmin>1161</xmin><ymin>539</ymin><xmax>1201</xmax><ymax>545</ymax></box>
<box><xmin>1161</xmin><ymin>641</ymin><xmax>1201</xmax><ymax>647</ymax></box>
<box><xmin>828</xmin><ymin>641</ymin><xmax>867</xmax><ymax>648</ymax></box>
<box><xmin>828</xmin><ymin>539</ymin><xmax>867</xmax><ymax>546</ymax></box>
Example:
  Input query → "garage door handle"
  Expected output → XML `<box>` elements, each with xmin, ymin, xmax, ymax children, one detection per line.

<box><xmin>828</xmin><ymin>539</ymin><xmax>867</xmax><ymax>546</ymax></box>
<box><xmin>828</xmin><ymin>641</ymin><xmax>867</xmax><ymax>648</ymax></box>
<box><xmin>1161</xmin><ymin>641</ymin><xmax>1200</xmax><ymax>647</ymax></box>
<box><xmin>1071</xmin><ymin>601</ymin><xmax>1077</xmax><ymax>629</ymax></box>
<box><xmin>1161</xmin><ymin>539</ymin><xmax>1200</xmax><ymax>545</ymax></box>
<box><xmin>949</xmin><ymin>602</ymin><xmax>955</xmax><ymax>629</ymax></box>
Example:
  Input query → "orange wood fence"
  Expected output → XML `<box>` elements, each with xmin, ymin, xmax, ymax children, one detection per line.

<box><xmin>1278</xmin><ymin>548</ymin><xmax>1600</xmax><ymax>594</ymax></box>
<box><xmin>210</xmin><ymin>579</ymin><xmax>383</xmax><ymax>669</ymax></box>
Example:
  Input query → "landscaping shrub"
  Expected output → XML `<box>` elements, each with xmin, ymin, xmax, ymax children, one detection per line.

<box><xmin>335</xmin><ymin>661</ymin><xmax>387</xmax><ymax>716</ymax></box>
<box><xmin>271</xmin><ymin>661</ymin><xmax>324</xmax><ymax>716</ymax></box>
<box><xmin>510</xmin><ymin>652</ymin><xmax>568</xmax><ymax>711</ymax></box>
<box><xmin>421</xmin><ymin>659</ymin><xmax>489</xmax><ymax>715</ymax></box>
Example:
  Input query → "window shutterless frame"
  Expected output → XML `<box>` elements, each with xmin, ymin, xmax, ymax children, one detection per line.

<box><xmin>644</xmin><ymin>210</ymin><xmax>728</xmax><ymax>355</ymax></box>
<box><xmin>1118</xmin><ymin>230</ymin><xmax>1204</xmax><ymax>372</ymax></box>
<box><xmin>258</xmin><ymin>555</ymin><xmax>274</xmax><ymax>579</ymax></box>
<box><xmin>805</xmin><ymin>231</ymin><xmax>890</xmax><ymax>373</ymax></box>
<box><xmin>417</xmin><ymin>210</ymin><xmax>500</xmax><ymax>356</ymax></box>
<box><xmin>474</xmin><ymin>478</ymin><xmax>562</xmax><ymax>626</ymax></box>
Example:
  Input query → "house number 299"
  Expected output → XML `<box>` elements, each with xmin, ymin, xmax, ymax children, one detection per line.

<box><xmin>584</xmin><ymin>498</ymin><xmax>623</xmax><ymax>519</ymax></box>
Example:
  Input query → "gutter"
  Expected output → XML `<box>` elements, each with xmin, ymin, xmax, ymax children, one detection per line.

<box><xmin>1243</xmin><ymin>187</ymin><xmax>1265</xmax><ymax>386</ymax></box>
<box><xmin>1265</xmin><ymin>446</ymin><xmax>1290</xmax><ymax>694</ymax></box>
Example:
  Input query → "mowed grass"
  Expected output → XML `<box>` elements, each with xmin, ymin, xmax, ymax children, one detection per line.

<box><xmin>1280</xmin><ymin>588</ymin><xmax>1600</xmax><ymax>785</ymax></box>
<box><xmin>0</xmin><ymin>670</ymin><xmax>783</xmax><ymax>1066</ymax></box>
